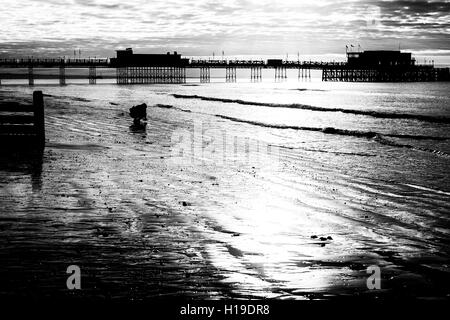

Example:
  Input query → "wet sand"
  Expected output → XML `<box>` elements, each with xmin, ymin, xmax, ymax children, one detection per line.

<box><xmin>0</xmin><ymin>91</ymin><xmax>231</xmax><ymax>300</ymax></box>
<box><xmin>0</xmin><ymin>88</ymin><xmax>449</xmax><ymax>300</ymax></box>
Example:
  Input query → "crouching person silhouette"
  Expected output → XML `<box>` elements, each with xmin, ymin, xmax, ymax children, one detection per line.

<box><xmin>129</xmin><ymin>103</ymin><xmax>147</xmax><ymax>131</ymax></box>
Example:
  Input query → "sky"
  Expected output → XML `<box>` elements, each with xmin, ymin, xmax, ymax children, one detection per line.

<box><xmin>1</xmin><ymin>0</ymin><xmax>449</xmax><ymax>64</ymax></box>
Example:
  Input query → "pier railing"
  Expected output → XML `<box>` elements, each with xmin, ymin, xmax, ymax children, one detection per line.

<box><xmin>0</xmin><ymin>58</ymin><xmax>345</xmax><ymax>69</ymax></box>
<box><xmin>188</xmin><ymin>60</ymin><xmax>345</xmax><ymax>69</ymax></box>
<box><xmin>0</xmin><ymin>58</ymin><xmax>109</xmax><ymax>67</ymax></box>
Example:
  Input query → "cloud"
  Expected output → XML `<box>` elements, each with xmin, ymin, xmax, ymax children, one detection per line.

<box><xmin>0</xmin><ymin>0</ymin><xmax>449</xmax><ymax>60</ymax></box>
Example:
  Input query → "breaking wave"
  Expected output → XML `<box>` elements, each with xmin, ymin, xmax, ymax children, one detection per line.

<box><xmin>171</xmin><ymin>94</ymin><xmax>450</xmax><ymax>124</ymax></box>
<box><xmin>214</xmin><ymin>115</ymin><xmax>450</xmax><ymax>157</ymax></box>
<box><xmin>289</xmin><ymin>88</ymin><xmax>327</xmax><ymax>92</ymax></box>
<box><xmin>152</xmin><ymin>101</ymin><xmax>450</xmax><ymax>157</ymax></box>
<box><xmin>44</xmin><ymin>93</ymin><xmax>92</xmax><ymax>102</ymax></box>
<box><xmin>153</xmin><ymin>104</ymin><xmax>191</xmax><ymax>113</ymax></box>
<box><xmin>215</xmin><ymin>115</ymin><xmax>446</xmax><ymax>140</ymax></box>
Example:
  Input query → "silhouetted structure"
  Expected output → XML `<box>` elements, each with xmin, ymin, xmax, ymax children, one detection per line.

<box><xmin>267</xmin><ymin>59</ymin><xmax>283</xmax><ymax>66</ymax></box>
<box><xmin>0</xmin><ymin>90</ymin><xmax>45</xmax><ymax>150</ymax></box>
<box><xmin>111</xmin><ymin>48</ymin><xmax>188</xmax><ymax>67</ymax></box>
<box><xmin>347</xmin><ymin>50</ymin><xmax>415</xmax><ymax>67</ymax></box>
<box><xmin>0</xmin><ymin>48</ymin><xmax>449</xmax><ymax>84</ymax></box>
<box><xmin>111</xmin><ymin>48</ymin><xmax>188</xmax><ymax>84</ymax></box>
<box><xmin>322</xmin><ymin>50</ymin><xmax>450</xmax><ymax>82</ymax></box>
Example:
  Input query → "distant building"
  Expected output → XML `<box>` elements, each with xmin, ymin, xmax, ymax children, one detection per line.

<box><xmin>267</xmin><ymin>59</ymin><xmax>283</xmax><ymax>66</ymax></box>
<box><xmin>347</xmin><ymin>50</ymin><xmax>415</xmax><ymax>67</ymax></box>
<box><xmin>111</xmin><ymin>48</ymin><xmax>188</xmax><ymax>67</ymax></box>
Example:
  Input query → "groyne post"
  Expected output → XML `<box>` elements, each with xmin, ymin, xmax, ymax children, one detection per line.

<box><xmin>33</xmin><ymin>90</ymin><xmax>45</xmax><ymax>148</ymax></box>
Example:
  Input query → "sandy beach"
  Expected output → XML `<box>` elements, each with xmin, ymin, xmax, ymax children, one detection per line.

<box><xmin>0</xmin><ymin>83</ymin><xmax>449</xmax><ymax>300</ymax></box>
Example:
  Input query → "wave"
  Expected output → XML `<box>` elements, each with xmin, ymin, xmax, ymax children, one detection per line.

<box><xmin>47</xmin><ymin>142</ymin><xmax>109</xmax><ymax>151</ymax></box>
<box><xmin>171</xmin><ymin>94</ymin><xmax>450</xmax><ymax>124</ymax></box>
<box><xmin>403</xmin><ymin>184</ymin><xmax>450</xmax><ymax>196</ymax></box>
<box><xmin>215</xmin><ymin>115</ymin><xmax>450</xmax><ymax>157</ymax></box>
<box><xmin>44</xmin><ymin>93</ymin><xmax>92</xmax><ymax>103</ymax></box>
<box><xmin>153</xmin><ymin>104</ymin><xmax>191</xmax><ymax>113</ymax></box>
<box><xmin>289</xmin><ymin>88</ymin><xmax>327</xmax><ymax>92</ymax></box>
<box><xmin>373</xmin><ymin>135</ymin><xmax>450</xmax><ymax>157</ymax></box>
<box><xmin>151</xmin><ymin>103</ymin><xmax>448</xmax><ymax>142</ymax></box>
<box><xmin>151</xmin><ymin>102</ymin><xmax>449</xmax><ymax>157</ymax></box>
<box><xmin>268</xmin><ymin>144</ymin><xmax>377</xmax><ymax>157</ymax></box>
<box><xmin>215</xmin><ymin>115</ymin><xmax>447</xmax><ymax>140</ymax></box>
<box><xmin>154</xmin><ymin>104</ymin><xmax>174</xmax><ymax>109</ymax></box>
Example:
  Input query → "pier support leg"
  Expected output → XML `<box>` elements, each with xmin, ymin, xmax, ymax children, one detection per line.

<box><xmin>89</xmin><ymin>66</ymin><xmax>97</xmax><ymax>84</ymax></box>
<box><xmin>251</xmin><ymin>67</ymin><xmax>262</xmax><ymax>82</ymax></box>
<box><xmin>275</xmin><ymin>67</ymin><xmax>286</xmax><ymax>81</ymax></box>
<box><xmin>226</xmin><ymin>67</ymin><xmax>236</xmax><ymax>82</ymax></box>
<box><xmin>28</xmin><ymin>66</ymin><xmax>34</xmax><ymax>86</ymax></box>
<box><xmin>59</xmin><ymin>65</ymin><xmax>66</xmax><ymax>85</ymax></box>
<box><xmin>299</xmin><ymin>67</ymin><xmax>307</xmax><ymax>81</ymax></box>
<box><xmin>115</xmin><ymin>66</ymin><xmax>186</xmax><ymax>85</ymax></box>
<box><xmin>117</xmin><ymin>67</ymin><xmax>131</xmax><ymax>84</ymax></box>
<box><xmin>201</xmin><ymin>67</ymin><xmax>210</xmax><ymax>83</ymax></box>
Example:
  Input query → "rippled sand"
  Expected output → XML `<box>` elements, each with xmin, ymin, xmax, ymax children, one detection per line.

<box><xmin>0</xmin><ymin>87</ymin><xmax>449</xmax><ymax>300</ymax></box>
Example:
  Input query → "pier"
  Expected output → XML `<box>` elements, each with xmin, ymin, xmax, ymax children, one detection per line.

<box><xmin>0</xmin><ymin>48</ymin><xmax>448</xmax><ymax>85</ymax></box>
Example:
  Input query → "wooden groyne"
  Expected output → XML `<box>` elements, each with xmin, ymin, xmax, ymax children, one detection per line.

<box><xmin>0</xmin><ymin>91</ymin><xmax>45</xmax><ymax>150</ymax></box>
